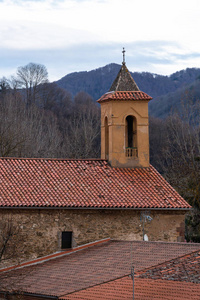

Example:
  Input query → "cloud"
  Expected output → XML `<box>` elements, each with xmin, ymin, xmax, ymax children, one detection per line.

<box><xmin>1</xmin><ymin>21</ymin><xmax>99</xmax><ymax>50</ymax></box>
<box><xmin>0</xmin><ymin>0</ymin><xmax>200</xmax><ymax>80</ymax></box>
<box><xmin>1</xmin><ymin>0</ymin><xmax>199</xmax><ymax>49</ymax></box>
<box><xmin>1</xmin><ymin>40</ymin><xmax>200</xmax><ymax>81</ymax></box>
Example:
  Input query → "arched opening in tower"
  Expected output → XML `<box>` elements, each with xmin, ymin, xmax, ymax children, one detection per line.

<box><xmin>125</xmin><ymin>115</ymin><xmax>137</xmax><ymax>157</ymax></box>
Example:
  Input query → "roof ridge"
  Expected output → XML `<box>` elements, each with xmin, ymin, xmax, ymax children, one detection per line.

<box><xmin>0</xmin><ymin>158</ymin><xmax>157</xmax><ymax>170</ymax></box>
<box><xmin>0</xmin><ymin>157</ymin><xmax>107</xmax><ymax>162</ymax></box>
<box><xmin>111</xmin><ymin>239</ymin><xmax>199</xmax><ymax>246</ymax></box>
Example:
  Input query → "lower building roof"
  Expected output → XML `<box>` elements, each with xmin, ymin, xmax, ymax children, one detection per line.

<box><xmin>137</xmin><ymin>249</ymin><xmax>200</xmax><ymax>283</ymax></box>
<box><xmin>65</xmin><ymin>245</ymin><xmax>200</xmax><ymax>299</ymax></box>
<box><xmin>0</xmin><ymin>239</ymin><xmax>200</xmax><ymax>298</ymax></box>
<box><xmin>63</xmin><ymin>277</ymin><xmax>200</xmax><ymax>300</ymax></box>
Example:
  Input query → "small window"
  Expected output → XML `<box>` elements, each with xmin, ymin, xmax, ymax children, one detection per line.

<box><xmin>62</xmin><ymin>231</ymin><xmax>72</xmax><ymax>249</ymax></box>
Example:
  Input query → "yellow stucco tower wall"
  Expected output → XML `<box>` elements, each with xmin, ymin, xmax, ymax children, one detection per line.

<box><xmin>98</xmin><ymin>62</ymin><xmax>152</xmax><ymax>168</ymax></box>
<box><xmin>100</xmin><ymin>100</ymin><xmax>150</xmax><ymax>168</ymax></box>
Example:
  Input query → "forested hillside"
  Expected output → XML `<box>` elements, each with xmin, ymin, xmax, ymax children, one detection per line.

<box><xmin>1</xmin><ymin>62</ymin><xmax>200</xmax><ymax>242</ymax></box>
<box><xmin>56</xmin><ymin>64</ymin><xmax>200</xmax><ymax>117</ymax></box>
<box><xmin>56</xmin><ymin>63</ymin><xmax>200</xmax><ymax>99</ymax></box>
<box><xmin>149</xmin><ymin>78</ymin><xmax>200</xmax><ymax>118</ymax></box>
<box><xmin>0</xmin><ymin>63</ymin><xmax>100</xmax><ymax>159</ymax></box>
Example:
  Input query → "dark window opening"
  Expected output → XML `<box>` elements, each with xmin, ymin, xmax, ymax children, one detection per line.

<box><xmin>62</xmin><ymin>231</ymin><xmax>72</xmax><ymax>249</ymax></box>
<box><xmin>127</xmin><ymin>116</ymin><xmax>133</xmax><ymax>148</ymax></box>
<box><xmin>105</xmin><ymin>117</ymin><xmax>109</xmax><ymax>160</ymax></box>
<box><xmin>125</xmin><ymin>115</ymin><xmax>137</xmax><ymax>157</ymax></box>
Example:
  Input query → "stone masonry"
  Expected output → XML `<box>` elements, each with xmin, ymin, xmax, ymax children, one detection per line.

<box><xmin>0</xmin><ymin>209</ymin><xmax>185</xmax><ymax>267</ymax></box>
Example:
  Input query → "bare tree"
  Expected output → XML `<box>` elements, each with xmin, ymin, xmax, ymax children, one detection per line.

<box><xmin>0</xmin><ymin>91</ymin><xmax>63</xmax><ymax>158</ymax></box>
<box><xmin>0</xmin><ymin>217</ymin><xmax>25</xmax><ymax>268</ymax></box>
<box><xmin>160</xmin><ymin>101</ymin><xmax>200</xmax><ymax>207</ymax></box>
<box><xmin>149</xmin><ymin>116</ymin><xmax>167</xmax><ymax>171</ymax></box>
<box><xmin>0</xmin><ymin>92</ymin><xmax>27</xmax><ymax>157</ymax></box>
<box><xmin>24</xmin><ymin>107</ymin><xmax>62</xmax><ymax>158</ymax></box>
<box><xmin>0</xmin><ymin>218</ymin><xmax>30</xmax><ymax>298</ymax></box>
<box><xmin>150</xmin><ymin>99</ymin><xmax>200</xmax><ymax>242</ymax></box>
<box><xmin>0</xmin><ymin>77</ymin><xmax>10</xmax><ymax>94</ymax></box>
<box><xmin>62</xmin><ymin>92</ymin><xmax>101</xmax><ymax>158</ymax></box>
<box><xmin>0</xmin><ymin>219</ymin><xmax>15</xmax><ymax>263</ymax></box>
<box><xmin>15</xmin><ymin>62</ymin><xmax>48</xmax><ymax>105</ymax></box>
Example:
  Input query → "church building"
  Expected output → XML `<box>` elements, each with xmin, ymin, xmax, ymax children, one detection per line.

<box><xmin>0</xmin><ymin>52</ymin><xmax>191</xmax><ymax>264</ymax></box>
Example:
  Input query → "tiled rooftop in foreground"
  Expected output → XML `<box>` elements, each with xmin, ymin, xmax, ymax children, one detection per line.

<box><xmin>1</xmin><ymin>239</ymin><xmax>200</xmax><ymax>298</ymax></box>
<box><xmin>65</xmin><ymin>245</ymin><xmax>200</xmax><ymax>299</ymax></box>
<box><xmin>137</xmin><ymin>249</ymin><xmax>200</xmax><ymax>283</ymax></box>
<box><xmin>63</xmin><ymin>277</ymin><xmax>200</xmax><ymax>300</ymax></box>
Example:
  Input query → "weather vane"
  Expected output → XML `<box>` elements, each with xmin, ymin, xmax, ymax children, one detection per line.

<box><xmin>122</xmin><ymin>47</ymin><xmax>126</xmax><ymax>65</ymax></box>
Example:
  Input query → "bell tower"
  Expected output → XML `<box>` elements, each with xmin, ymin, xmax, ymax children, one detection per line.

<box><xmin>97</xmin><ymin>49</ymin><xmax>152</xmax><ymax>168</ymax></box>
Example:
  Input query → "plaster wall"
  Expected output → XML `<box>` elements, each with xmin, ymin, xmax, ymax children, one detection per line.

<box><xmin>100</xmin><ymin>101</ymin><xmax>150</xmax><ymax>168</ymax></box>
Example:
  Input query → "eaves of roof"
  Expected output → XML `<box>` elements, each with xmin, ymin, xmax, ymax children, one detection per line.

<box><xmin>97</xmin><ymin>91</ymin><xmax>152</xmax><ymax>103</ymax></box>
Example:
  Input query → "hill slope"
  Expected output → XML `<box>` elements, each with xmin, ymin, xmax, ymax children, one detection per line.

<box><xmin>55</xmin><ymin>64</ymin><xmax>200</xmax><ymax>118</ymax></box>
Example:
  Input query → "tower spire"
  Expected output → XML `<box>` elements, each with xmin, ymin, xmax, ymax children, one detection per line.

<box><xmin>122</xmin><ymin>47</ymin><xmax>126</xmax><ymax>65</ymax></box>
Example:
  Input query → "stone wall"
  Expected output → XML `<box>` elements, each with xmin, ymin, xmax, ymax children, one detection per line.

<box><xmin>0</xmin><ymin>209</ymin><xmax>186</xmax><ymax>267</ymax></box>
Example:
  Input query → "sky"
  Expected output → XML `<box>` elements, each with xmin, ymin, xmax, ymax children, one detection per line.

<box><xmin>1</xmin><ymin>0</ymin><xmax>200</xmax><ymax>82</ymax></box>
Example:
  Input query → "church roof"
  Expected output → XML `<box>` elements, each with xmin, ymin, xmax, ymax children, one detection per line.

<box><xmin>97</xmin><ymin>63</ymin><xmax>152</xmax><ymax>103</ymax></box>
<box><xmin>0</xmin><ymin>157</ymin><xmax>190</xmax><ymax>209</ymax></box>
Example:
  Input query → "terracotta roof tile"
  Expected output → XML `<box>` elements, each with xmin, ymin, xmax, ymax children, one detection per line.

<box><xmin>63</xmin><ymin>277</ymin><xmax>200</xmax><ymax>300</ymax></box>
<box><xmin>137</xmin><ymin>249</ymin><xmax>200</xmax><ymax>283</ymax></box>
<box><xmin>0</xmin><ymin>158</ymin><xmax>190</xmax><ymax>209</ymax></box>
<box><xmin>0</xmin><ymin>240</ymin><xmax>200</xmax><ymax>297</ymax></box>
<box><xmin>97</xmin><ymin>63</ymin><xmax>152</xmax><ymax>103</ymax></box>
<box><xmin>62</xmin><ymin>276</ymin><xmax>133</xmax><ymax>300</ymax></box>
<box><xmin>97</xmin><ymin>91</ymin><xmax>152</xmax><ymax>103</ymax></box>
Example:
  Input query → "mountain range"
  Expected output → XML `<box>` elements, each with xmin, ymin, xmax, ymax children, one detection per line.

<box><xmin>55</xmin><ymin>63</ymin><xmax>200</xmax><ymax>119</ymax></box>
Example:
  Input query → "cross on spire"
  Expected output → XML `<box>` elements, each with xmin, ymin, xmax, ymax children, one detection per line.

<box><xmin>122</xmin><ymin>47</ymin><xmax>126</xmax><ymax>65</ymax></box>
